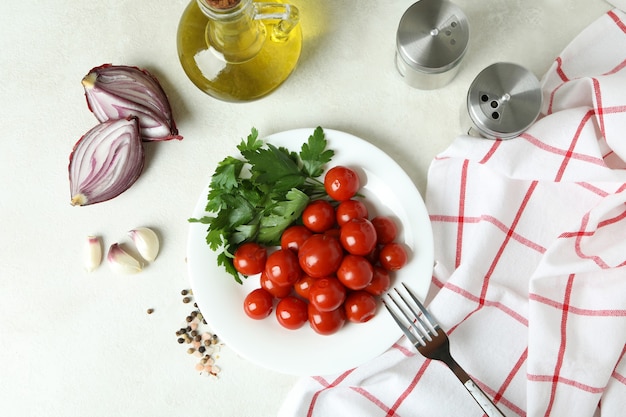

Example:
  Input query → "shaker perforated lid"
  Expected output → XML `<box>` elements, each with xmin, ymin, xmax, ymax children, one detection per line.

<box><xmin>396</xmin><ymin>0</ymin><xmax>469</xmax><ymax>74</ymax></box>
<box><xmin>467</xmin><ymin>62</ymin><xmax>542</xmax><ymax>140</ymax></box>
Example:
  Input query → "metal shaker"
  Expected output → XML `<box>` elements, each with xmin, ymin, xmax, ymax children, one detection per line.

<box><xmin>466</xmin><ymin>62</ymin><xmax>542</xmax><ymax>140</ymax></box>
<box><xmin>395</xmin><ymin>0</ymin><xmax>470</xmax><ymax>90</ymax></box>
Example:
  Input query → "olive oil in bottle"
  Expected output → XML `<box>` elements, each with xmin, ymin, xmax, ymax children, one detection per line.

<box><xmin>177</xmin><ymin>0</ymin><xmax>302</xmax><ymax>102</ymax></box>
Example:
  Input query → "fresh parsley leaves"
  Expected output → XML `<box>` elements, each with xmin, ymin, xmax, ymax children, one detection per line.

<box><xmin>189</xmin><ymin>127</ymin><xmax>334</xmax><ymax>283</ymax></box>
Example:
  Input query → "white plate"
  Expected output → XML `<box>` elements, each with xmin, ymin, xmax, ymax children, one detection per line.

<box><xmin>187</xmin><ymin>128</ymin><xmax>433</xmax><ymax>376</ymax></box>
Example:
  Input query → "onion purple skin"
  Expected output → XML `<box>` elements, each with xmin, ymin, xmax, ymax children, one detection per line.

<box><xmin>82</xmin><ymin>64</ymin><xmax>183</xmax><ymax>142</ymax></box>
<box><xmin>69</xmin><ymin>116</ymin><xmax>144</xmax><ymax>206</ymax></box>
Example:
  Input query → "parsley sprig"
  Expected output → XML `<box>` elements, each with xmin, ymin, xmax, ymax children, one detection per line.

<box><xmin>189</xmin><ymin>127</ymin><xmax>334</xmax><ymax>283</ymax></box>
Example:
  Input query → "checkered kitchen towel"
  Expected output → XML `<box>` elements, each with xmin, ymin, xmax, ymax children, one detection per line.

<box><xmin>279</xmin><ymin>6</ymin><xmax>626</xmax><ymax>417</ymax></box>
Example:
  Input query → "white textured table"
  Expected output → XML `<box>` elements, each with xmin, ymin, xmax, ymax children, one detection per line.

<box><xmin>0</xmin><ymin>1</ymin><xmax>612</xmax><ymax>416</ymax></box>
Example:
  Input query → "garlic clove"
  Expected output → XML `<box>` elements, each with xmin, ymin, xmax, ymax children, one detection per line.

<box><xmin>107</xmin><ymin>243</ymin><xmax>143</xmax><ymax>274</ymax></box>
<box><xmin>85</xmin><ymin>235</ymin><xmax>103</xmax><ymax>272</ymax></box>
<box><xmin>128</xmin><ymin>227</ymin><xmax>160</xmax><ymax>262</ymax></box>
<box><xmin>82</xmin><ymin>64</ymin><xmax>183</xmax><ymax>142</ymax></box>
<box><xmin>69</xmin><ymin>116</ymin><xmax>144</xmax><ymax>206</ymax></box>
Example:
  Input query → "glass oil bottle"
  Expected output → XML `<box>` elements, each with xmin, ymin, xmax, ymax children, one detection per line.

<box><xmin>177</xmin><ymin>0</ymin><xmax>302</xmax><ymax>102</ymax></box>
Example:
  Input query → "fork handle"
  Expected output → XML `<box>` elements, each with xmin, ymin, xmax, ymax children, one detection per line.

<box><xmin>445</xmin><ymin>357</ymin><xmax>505</xmax><ymax>416</ymax></box>
<box><xmin>463</xmin><ymin>379</ymin><xmax>506</xmax><ymax>417</ymax></box>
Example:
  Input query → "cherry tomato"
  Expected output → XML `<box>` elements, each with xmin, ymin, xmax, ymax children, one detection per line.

<box><xmin>298</xmin><ymin>234</ymin><xmax>343</xmax><ymax>278</ymax></box>
<box><xmin>324</xmin><ymin>166</ymin><xmax>360</xmax><ymax>201</ymax></box>
<box><xmin>336</xmin><ymin>254</ymin><xmax>374</xmax><ymax>290</ymax></box>
<box><xmin>365</xmin><ymin>266</ymin><xmax>391</xmax><ymax>296</ymax></box>
<box><xmin>280</xmin><ymin>225</ymin><xmax>313</xmax><ymax>253</ymax></box>
<box><xmin>243</xmin><ymin>288</ymin><xmax>274</xmax><ymax>320</ymax></box>
<box><xmin>233</xmin><ymin>242</ymin><xmax>267</xmax><ymax>276</ymax></box>
<box><xmin>340</xmin><ymin>217</ymin><xmax>377</xmax><ymax>256</ymax></box>
<box><xmin>265</xmin><ymin>249</ymin><xmax>302</xmax><ymax>287</ymax></box>
<box><xmin>308</xmin><ymin>303</ymin><xmax>346</xmax><ymax>335</ymax></box>
<box><xmin>371</xmin><ymin>216</ymin><xmax>398</xmax><ymax>245</ymax></box>
<box><xmin>302</xmin><ymin>200</ymin><xmax>336</xmax><ymax>233</ymax></box>
<box><xmin>344</xmin><ymin>291</ymin><xmax>378</xmax><ymax>323</ymax></box>
<box><xmin>293</xmin><ymin>275</ymin><xmax>315</xmax><ymax>300</ymax></box>
<box><xmin>260</xmin><ymin>270</ymin><xmax>292</xmax><ymax>298</ymax></box>
<box><xmin>308</xmin><ymin>277</ymin><xmax>347</xmax><ymax>312</ymax></box>
<box><xmin>276</xmin><ymin>296</ymin><xmax>308</xmax><ymax>330</ymax></box>
<box><xmin>379</xmin><ymin>242</ymin><xmax>408</xmax><ymax>271</ymax></box>
<box><xmin>336</xmin><ymin>199</ymin><xmax>369</xmax><ymax>226</ymax></box>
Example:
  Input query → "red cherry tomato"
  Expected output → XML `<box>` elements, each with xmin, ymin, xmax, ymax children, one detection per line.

<box><xmin>260</xmin><ymin>270</ymin><xmax>292</xmax><ymax>298</ymax></box>
<box><xmin>308</xmin><ymin>277</ymin><xmax>347</xmax><ymax>312</ymax></box>
<box><xmin>379</xmin><ymin>243</ymin><xmax>408</xmax><ymax>271</ymax></box>
<box><xmin>243</xmin><ymin>288</ymin><xmax>274</xmax><ymax>320</ymax></box>
<box><xmin>276</xmin><ymin>296</ymin><xmax>308</xmax><ymax>330</ymax></box>
<box><xmin>233</xmin><ymin>242</ymin><xmax>267</xmax><ymax>276</ymax></box>
<box><xmin>302</xmin><ymin>200</ymin><xmax>336</xmax><ymax>233</ymax></box>
<box><xmin>308</xmin><ymin>303</ymin><xmax>346</xmax><ymax>335</ymax></box>
<box><xmin>298</xmin><ymin>234</ymin><xmax>344</xmax><ymax>278</ymax></box>
<box><xmin>344</xmin><ymin>291</ymin><xmax>378</xmax><ymax>323</ymax></box>
<box><xmin>280</xmin><ymin>225</ymin><xmax>313</xmax><ymax>253</ymax></box>
<box><xmin>324</xmin><ymin>166</ymin><xmax>360</xmax><ymax>201</ymax></box>
<box><xmin>336</xmin><ymin>199</ymin><xmax>369</xmax><ymax>226</ymax></box>
<box><xmin>336</xmin><ymin>254</ymin><xmax>374</xmax><ymax>290</ymax></box>
<box><xmin>340</xmin><ymin>218</ymin><xmax>377</xmax><ymax>256</ymax></box>
<box><xmin>293</xmin><ymin>275</ymin><xmax>315</xmax><ymax>300</ymax></box>
<box><xmin>365</xmin><ymin>266</ymin><xmax>391</xmax><ymax>296</ymax></box>
<box><xmin>371</xmin><ymin>216</ymin><xmax>398</xmax><ymax>245</ymax></box>
<box><xmin>265</xmin><ymin>249</ymin><xmax>302</xmax><ymax>287</ymax></box>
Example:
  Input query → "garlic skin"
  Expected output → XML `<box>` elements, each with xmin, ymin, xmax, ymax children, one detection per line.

<box><xmin>69</xmin><ymin>116</ymin><xmax>144</xmax><ymax>206</ymax></box>
<box><xmin>128</xmin><ymin>227</ymin><xmax>160</xmax><ymax>262</ymax></box>
<box><xmin>107</xmin><ymin>243</ymin><xmax>143</xmax><ymax>274</ymax></box>
<box><xmin>82</xmin><ymin>64</ymin><xmax>183</xmax><ymax>142</ymax></box>
<box><xmin>85</xmin><ymin>235</ymin><xmax>102</xmax><ymax>272</ymax></box>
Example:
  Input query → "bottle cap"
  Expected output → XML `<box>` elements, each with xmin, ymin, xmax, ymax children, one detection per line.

<box><xmin>467</xmin><ymin>62</ymin><xmax>542</xmax><ymax>140</ymax></box>
<box><xmin>395</xmin><ymin>0</ymin><xmax>470</xmax><ymax>89</ymax></box>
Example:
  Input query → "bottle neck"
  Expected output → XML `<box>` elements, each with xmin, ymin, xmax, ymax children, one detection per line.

<box><xmin>197</xmin><ymin>0</ymin><xmax>264</xmax><ymax>63</ymax></box>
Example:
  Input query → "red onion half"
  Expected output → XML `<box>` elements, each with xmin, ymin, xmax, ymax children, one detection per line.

<box><xmin>69</xmin><ymin>116</ymin><xmax>144</xmax><ymax>206</ymax></box>
<box><xmin>82</xmin><ymin>64</ymin><xmax>182</xmax><ymax>142</ymax></box>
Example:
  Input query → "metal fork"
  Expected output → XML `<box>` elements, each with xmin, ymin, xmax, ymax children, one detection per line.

<box><xmin>383</xmin><ymin>283</ymin><xmax>505</xmax><ymax>417</ymax></box>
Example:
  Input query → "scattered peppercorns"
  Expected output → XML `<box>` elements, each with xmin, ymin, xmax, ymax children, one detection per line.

<box><xmin>176</xmin><ymin>288</ymin><xmax>222</xmax><ymax>377</ymax></box>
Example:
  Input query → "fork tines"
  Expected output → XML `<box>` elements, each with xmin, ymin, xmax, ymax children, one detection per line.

<box><xmin>383</xmin><ymin>283</ymin><xmax>439</xmax><ymax>347</ymax></box>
